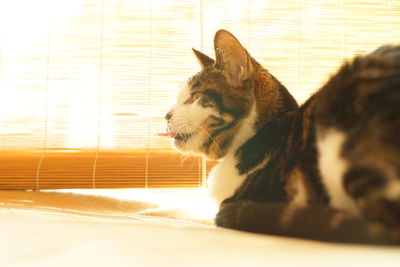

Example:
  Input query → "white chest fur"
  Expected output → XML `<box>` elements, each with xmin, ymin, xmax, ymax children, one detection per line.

<box><xmin>206</xmin><ymin>105</ymin><xmax>258</xmax><ymax>204</ymax></box>
<box><xmin>207</xmin><ymin>155</ymin><xmax>246</xmax><ymax>204</ymax></box>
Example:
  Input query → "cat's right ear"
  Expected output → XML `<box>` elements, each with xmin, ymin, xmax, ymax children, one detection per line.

<box><xmin>213</xmin><ymin>30</ymin><xmax>253</xmax><ymax>87</ymax></box>
<box><xmin>192</xmin><ymin>48</ymin><xmax>215</xmax><ymax>69</ymax></box>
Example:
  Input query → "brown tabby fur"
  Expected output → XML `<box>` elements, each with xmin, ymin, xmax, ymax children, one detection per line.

<box><xmin>166</xmin><ymin>30</ymin><xmax>400</xmax><ymax>244</ymax></box>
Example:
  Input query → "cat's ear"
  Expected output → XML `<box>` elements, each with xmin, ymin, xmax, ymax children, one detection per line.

<box><xmin>214</xmin><ymin>30</ymin><xmax>253</xmax><ymax>87</ymax></box>
<box><xmin>192</xmin><ymin>48</ymin><xmax>215</xmax><ymax>69</ymax></box>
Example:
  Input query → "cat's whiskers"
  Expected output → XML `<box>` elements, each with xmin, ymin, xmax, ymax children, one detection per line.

<box><xmin>197</xmin><ymin>125</ymin><xmax>222</xmax><ymax>156</ymax></box>
<box><xmin>178</xmin><ymin>153</ymin><xmax>196</xmax><ymax>168</ymax></box>
<box><xmin>170</xmin><ymin>116</ymin><xmax>196</xmax><ymax>135</ymax></box>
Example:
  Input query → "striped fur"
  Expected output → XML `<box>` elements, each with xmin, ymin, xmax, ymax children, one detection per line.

<box><xmin>165</xmin><ymin>30</ymin><xmax>400</xmax><ymax>244</ymax></box>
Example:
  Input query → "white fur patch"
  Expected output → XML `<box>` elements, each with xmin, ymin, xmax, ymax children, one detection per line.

<box><xmin>172</xmin><ymin>81</ymin><xmax>216</xmax><ymax>133</ymax></box>
<box><xmin>207</xmin><ymin>154</ymin><xmax>247</xmax><ymax>204</ymax></box>
<box><xmin>317</xmin><ymin>128</ymin><xmax>360</xmax><ymax>216</ymax></box>
<box><xmin>230</xmin><ymin>105</ymin><xmax>257</xmax><ymax>152</ymax></box>
<box><xmin>169</xmin><ymin>80</ymin><xmax>219</xmax><ymax>153</ymax></box>
<box><xmin>290</xmin><ymin>170</ymin><xmax>308</xmax><ymax>206</ymax></box>
<box><xmin>247</xmin><ymin>155</ymin><xmax>270</xmax><ymax>177</ymax></box>
<box><xmin>285</xmin><ymin>168</ymin><xmax>308</xmax><ymax>207</ymax></box>
<box><xmin>207</xmin><ymin>105</ymin><xmax>258</xmax><ymax>204</ymax></box>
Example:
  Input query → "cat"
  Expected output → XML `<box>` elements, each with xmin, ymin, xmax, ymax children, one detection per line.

<box><xmin>161</xmin><ymin>29</ymin><xmax>400</xmax><ymax>244</ymax></box>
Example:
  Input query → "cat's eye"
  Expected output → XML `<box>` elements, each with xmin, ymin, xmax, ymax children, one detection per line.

<box><xmin>192</xmin><ymin>93</ymin><xmax>202</xmax><ymax>101</ymax></box>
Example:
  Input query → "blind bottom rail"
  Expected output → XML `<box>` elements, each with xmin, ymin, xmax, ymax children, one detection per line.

<box><xmin>0</xmin><ymin>150</ymin><xmax>212</xmax><ymax>189</ymax></box>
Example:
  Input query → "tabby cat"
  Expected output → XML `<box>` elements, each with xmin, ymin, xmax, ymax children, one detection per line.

<box><xmin>161</xmin><ymin>29</ymin><xmax>400</xmax><ymax>244</ymax></box>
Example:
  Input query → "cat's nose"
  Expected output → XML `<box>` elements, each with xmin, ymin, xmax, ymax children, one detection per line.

<box><xmin>165</xmin><ymin>112</ymin><xmax>172</xmax><ymax>121</ymax></box>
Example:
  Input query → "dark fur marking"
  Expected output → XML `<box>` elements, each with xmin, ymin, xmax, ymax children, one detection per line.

<box><xmin>203</xmin><ymin>89</ymin><xmax>244</xmax><ymax>118</ymax></box>
<box><xmin>344</xmin><ymin>168</ymin><xmax>386</xmax><ymax>198</ymax></box>
<box><xmin>192</xmin><ymin>80</ymin><xmax>201</xmax><ymax>89</ymax></box>
<box><xmin>219</xmin><ymin>139</ymin><xmax>232</xmax><ymax>152</ymax></box>
<box><xmin>235</xmin><ymin>116</ymin><xmax>290</xmax><ymax>175</ymax></box>
<box><xmin>216</xmin><ymin>201</ymin><xmax>394</xmax><ymax>244</ymax></box>
<box><xmin>199</xmin><ymin>97</ymin><xmax>214</xmax><ymax>108</ymax></box>
<box><xmin>274</xmin><ymin>75</ymin><xmax>298</xmax><ymax>112</ymax></box>
<box><xmin>203</xmin><ymin>120</ymin><xmax>238</xmax><ymax>153</ymax></box>
<box><xmin>208</xmin><ymin>115</ymin><xmax>225</xmax><ymax>127</ymax></box>
<box><xmin>200</xmin><ymin>89</ymin><xmax>245</xmax><ymax>153</ymax></box>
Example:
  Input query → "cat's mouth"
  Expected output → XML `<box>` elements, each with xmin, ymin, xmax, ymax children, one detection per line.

<box><xmin>158</xmin><ymin>132</ymin><xmax>195</xmax><ymax>142</ymax></box>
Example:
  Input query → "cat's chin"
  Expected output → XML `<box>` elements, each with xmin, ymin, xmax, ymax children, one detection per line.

<box><xmin>173</xmin><ymin>132</ymin><xmax>197</xmax><ymax>151</ymax></box>
<box><xmin>174</xmin><ymin>139</ymin><xmax>216</xmax><ymax>161</ymax></box>
<box><xmin>173</xmin><ymin>143</ymin><xmax>196</xmax><ymax>156</ymax></box>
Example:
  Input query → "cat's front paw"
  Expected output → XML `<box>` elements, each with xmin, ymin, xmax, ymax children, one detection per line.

<box><xmin>215</xmin><ymin>201</ymin><xmax>243</xmax><ymax>229</ymax></box>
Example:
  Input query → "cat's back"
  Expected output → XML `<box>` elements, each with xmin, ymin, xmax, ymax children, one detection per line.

<box><xmin>315</xmin><ymin>45</ymin><xmax>400</xmax><ymax>131</ymax></box>
<box><xmin>314</xmin><ymin>45</ymin><xmax>400</xmax><ymax>218</ymax></box>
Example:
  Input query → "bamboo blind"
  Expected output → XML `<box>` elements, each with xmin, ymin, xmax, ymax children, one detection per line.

<box><xmin>0</xmin><ymin>150</ymin><xmax>206</xmax><ymax>189</ymax></box>
<box><xmin>0</xmin><ymin>0</ymin><xmax>399</xmax><ymax>189</ymax></box>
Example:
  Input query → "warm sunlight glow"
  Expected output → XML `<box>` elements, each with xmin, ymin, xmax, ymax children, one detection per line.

<box><xmin>59</xmin><ymin>189</ymin><xmax>219</xmax><ymax>220</ymax></box>
<box><xmin>0</xmin><ymin>0</ymin><xmax>82</xmax><ymax>50</ymax></box>
<box><xmin>1</xmin><ymin>0</ymin><xmax>399</xmax><ymax>151</ymax></box>
<box><xmin>0</xmin><ymin>0</ymin><xmax>399</xmax><ymax>189</ymax></box>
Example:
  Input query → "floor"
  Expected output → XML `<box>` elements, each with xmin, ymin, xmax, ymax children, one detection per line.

<box><xmin>1</xmin><ymin>189</ymin><xmax>399</xmax><ymax>267</ymax></box>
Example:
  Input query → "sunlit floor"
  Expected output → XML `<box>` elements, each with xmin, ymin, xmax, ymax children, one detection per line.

<box><xmin>58</xmin><ymin>188</ymin><xmax>219</xmax><ymax>221</ymax></box>
<box><xmin>0</xmin><ymin>189</ymin><xmax>218</xmax><ymax>224</ymax></box>
<box><xmin>1</xmin><ymin>189</ymin><xmax>400</xmax><ymax>267</ymax></box>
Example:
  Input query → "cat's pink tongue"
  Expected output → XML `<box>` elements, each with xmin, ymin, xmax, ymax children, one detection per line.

<box><xmin>158</xmin><ymin>132</ymin><xmax>176</xmax><ymax>138</ymax></box>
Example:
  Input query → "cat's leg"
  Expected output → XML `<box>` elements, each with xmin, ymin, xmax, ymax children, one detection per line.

<box><xmin>215</xmin><ymin>200</ymin><xmax>396</xmax><ymax>244</ymax></box>
<box><xmin>343</xmin><ymin>167</ymin><xmax>400</xmax><ymax>239</ymax></box>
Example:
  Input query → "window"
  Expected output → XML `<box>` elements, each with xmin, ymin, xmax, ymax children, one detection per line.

<box><xmin>0</xmin><ymin>0</ymin><xmax>399</xmax><ymax>189</ymax></box>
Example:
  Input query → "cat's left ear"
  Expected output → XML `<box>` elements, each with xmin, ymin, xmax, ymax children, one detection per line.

<box><xmin>192</xmin><ymin>48</ymin><xmax>215</xmax><ymax>69</ymax></box>
<box><xmin>214</xmin><ymin>30</ymin><xmax>253</xmax><ymax>87</ymax></box>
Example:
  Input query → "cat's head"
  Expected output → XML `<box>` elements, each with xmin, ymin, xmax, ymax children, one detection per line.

<box><xmin>162</xmin><ymin>30</ymin><xmax>297</xmax><ymax>160</ymax></box>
